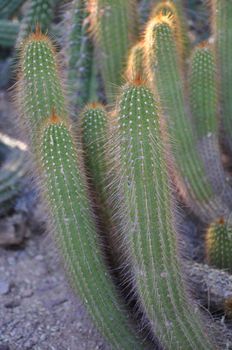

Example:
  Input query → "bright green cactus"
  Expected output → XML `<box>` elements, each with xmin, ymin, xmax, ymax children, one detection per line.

<box><xmin>64</xmin><ymin>0</ymin><xmax>97</xmax><ymax>112</ymax></box>
<box><xmin>0</xmin><ymin>19</ymin><xmax>19</xmax><ymax>47</ymax></box>
<box><xmin>17</xmin><ymin>29</ymin><xmax>148</xmax><ymax>350</ymax></box>
<box><xmin>206</xmin><ymin>218</ymin><xmax>232</xmax><ymax>273</ymax></box>
<box><xmin>212</xmin><ymin>0</ymin><xmax>232</xmax><ymax>151</ymax></box>
<box><xmin>0</xmin><ymin>0</ymin><xmax>26</xmax><ymax>19</ymax></box>
<box><xmin>89</xmin><ymin>0</ymin><xmax>139</xmax><ymax>103</ymax></box>
<box><xmin>145</xmin><ymin>13</ymin><xmax>230</xmax><ymax>222</ymax></box>
<box><xmin>112</xmin><ymin>82</ymin><xmax>214</xmax><ymax>349</ymax></box>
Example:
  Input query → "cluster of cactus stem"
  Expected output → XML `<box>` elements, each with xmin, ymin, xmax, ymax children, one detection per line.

<box><xmin>7</xmin><ymin>0</ymin><xmax>232</xmax><ymax>348</ymax></box>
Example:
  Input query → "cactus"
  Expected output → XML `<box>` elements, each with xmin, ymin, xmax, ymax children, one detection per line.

<box><xmin>145</xmin><ymin>12</ymin><xmax>231</xmax><ymax>222</ymax></box>
<box><xmin>206</xmin><ymin>218</ymin><xmax>232</xmax><ymax>273</ymax></box>
<box><xmin>189</xmin><ymin>43</ymin><xmax>232</xmax><ymax>210</ymax></box>
<box><xmin>16</xmin><ymin>0</ymin><xmax>58</xmax><ymax>47</ymax></box>
<box><xmin>0</xmin><ymin>20</ymin><xmax>19</xmax><ymax>48</ymax></box>
<box><xmin>17</xmin><ymin>29</ymin><xmax>148</xmax><ymax>349</ymax></box>
<box><xmin>88</xmin><ymin>0</ymin><xmax>139</xmax><ymax>103</ymax></box>
<box><xmin>0</xmin><ymin>0</ymin><xmax>26</xmax><ymax>19</ymax></box>
<box><xmin>63</xmin><ymin>0</ymin><xmax>97</xmax><ymax>113</ymax></box>
<box><xmin>111</xmin><ymin>82</ymin><xmax>214</xmax><ymax>349</ymax></box>
<box><xmin>124</xmin><ymin>40</ymin><xmax>147</xmax><ymax>84</ymax></box>
<box><xmin>212</xmin><ymin>0</ymin><xmax>232</xmax><ymax>151</ymax></box>
<box><xmin>151</xmin><ymin>0</ymin><xmax>189</xmax><ymax>62</ymax></box>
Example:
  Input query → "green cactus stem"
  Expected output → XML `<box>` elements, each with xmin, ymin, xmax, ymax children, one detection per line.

<box><xmin>0</xmin><ymin>0</ymin><xmax>26</xmax><ymax>19</ymax></box>
<box><xmin>17</xmin><ymin>30</ymin><xmax>147</xmax><ymax>349</ymax></box>
<box><xmin>145</xmin><ymin>13</ymin><xmax>229</xmax><ymax>222</ymax></box>
<box><xmin>212</xmin><ymin>0</ymin><xmax>232</xmax><ymax>151</ymax></box>
<box><xmin>64</xmin><ymin>0</ymin><xmax>96</xmax><ymax>112</ymax></box>
<box><xmin>124</xmin><ymin>40</ymin><xmax>147</xmax><ymax>84</ymax></box>
<box><xmin>0</xmin><ymin>19</ymin><xmax>19</xmax><ymax>47</ymax></box>
<box><xmin>206</xmin><ymin>218</ymin><xmax>232</xmax><ymax>273</ymax></box>
<box><xmin>151</xmin><ymin>0</ymin><xmax>190</xmax><ymax>62</ymax></box>
<box><xmin>113</xmin><ymin>82</ymin><xmax>214</xmax><ymax>349</ymax></box>
<box><xmin>16</xmin><ymin>0</ymin><xmax>58</xmax><ymax>47</ymax></box>
<box><xmin>89</xmin><ymin>0</ymin><xmax>139</xmax><ymax>103</ymax></box>
<box><xmin>189</xmin><ymin>43</ymin><xmax>232</xmax><ymax>210</ymax></box>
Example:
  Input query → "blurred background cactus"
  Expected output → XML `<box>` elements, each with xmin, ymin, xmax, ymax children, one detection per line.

<box><xmin>1</xmin><ymin>0</ymin><xmax>232</xmax><ymax>349</ymax></box>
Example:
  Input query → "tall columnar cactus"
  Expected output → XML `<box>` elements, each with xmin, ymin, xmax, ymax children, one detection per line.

<box><xmin>212</xmin><ymin>0</ymin><xmax>232</xmax><ymax>151</ymax></box>
<box><xmin>111</xmin><ymin>82</ymin><xmax>214</xmax><ymax>349</ymax></box>
<box><xmin>64</xmin><ymin>0</ymin><xmax>96</xmax><ymax>112</ymax></box>
<box><xmin>144</xmin><ymin>13</ymin><xmax>230</xmax><ymax>222</ymax></box>
<box><xmin>206</xmin><ymin>218</ymin><xmax>232</xmax><ymax>273</ymax></box>
<box><xmin>16</xmin><ymin>0</ymin><xmax>58</xmax><ymax>47</ymax></box>
<box><xmin>88</xmin><ymin>0</ymin><xmax>139</xmax><ymax>103</ymax></box>
<box><xmin>125</xmin><ymin>40</ymin><xmax>147</xmax><ymax>84</ymax></box>
<box><xmin>151</xmin><ymin>0</ymin><xmax>189</xmax><ymax>62</ymax></box>
<box><xmin>16</xmin><ymin>29</ymin><xmax>147</xmax><ymax>349</ymax></box>
<box><xmin>0</xmin><ymin>20</ymin><xmax>19</xmax><ymax>48</ymax></box>
<box><xmin>189</xmin><ymin>43</ymin><xmax>232</xmax><ymax>209</ymax></box>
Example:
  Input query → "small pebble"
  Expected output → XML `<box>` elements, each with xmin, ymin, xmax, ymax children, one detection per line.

<box><xmin>0</xmin><ymin>280</ymin><xmax>10</xmax><ymax>295</ymax></box>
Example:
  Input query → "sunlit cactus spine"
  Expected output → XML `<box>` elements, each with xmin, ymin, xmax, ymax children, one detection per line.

<box><xmin>112</xmin><ymin>82</ymin><xmax>214</xmax><ymax>349</ymax></box>
<box><xmin>88</xmin><ymin>0</ymin><xmax>139</xmax><ymax>103</ymax></box>
<box><xmin>151</xmin><ymin>0</ymin><xmax>189</xmax><ymax>61</ymax></box>
<box><xmin>125</xmin><ymin>40</ymin><xmax>147</xmax><ymax>84</ymax></box>
<box><xmin>64</xmin><ymin>0</ymin><xmax>96</xmax><ymax>113</ymax></box>
<box><xmin>212</xmin><ymin>0</ymin><xmax>232</xmax><ymax>152</ymax></box>
<box><xmin>0</xmin><ymin>19</ymin><xmax>19</xmax><ymax>47</ymax></box>
<box><xmin>206</xmin><ymin>218</ymin><xmax>232</xmax><ymax>273</ymax></box>
<box><xmin>17</xmin><ymin>29</ymin><xmax>147</xmax><ymax>350</ymax></box>
<box><xmin>144</xmin><ymin>12</ymin><xmax>230</xmax><ymax>222</ymax></box>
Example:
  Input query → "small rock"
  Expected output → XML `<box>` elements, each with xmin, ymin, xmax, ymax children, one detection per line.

<box><xmin>0</xmin><ymin>280</ymin><xmax>10</xmax><ymax>295</ymax></box>
<box><xmin>4</xmin><ymin>299</ymin><xmax>20</xmax><ymax>308</ymax></box>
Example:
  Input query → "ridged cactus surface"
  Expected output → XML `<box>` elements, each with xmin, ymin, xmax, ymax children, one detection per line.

<box><xmin>112</xmin><ymin>83</ymin><xmax>214</xmax><ymax>349</ymax></box>
<box><xmin>212</xmin><ymin>0</ymin><xmax>232</xmax><ymax>151</ymax></box>
<box><xmin>206</xmin><ymin>218</ymin><xmax>232</xmax><ymax>273</ymax></box>
<box><xmin>145</xmin><ymin>13</ymin><xmax>229</xmax><ymax>221</ymax></box>
<box><xmin>17</xmin><ymin>30</ymin><xmax>146</xmax><ymax>350</ymax></box>
<box><xmin>89</xmin><ymin>0</ymin><xmax>138</xmax><ymax>102</ymax></box>
<box><xmin>189</xmin><ymin>44</ymin><xmax>232</xmax><ymax>210</ymax></box>
<box><xmin>17</xmin><ymin>0</ymin><xmax>58</xmax><ymax>47</ymax></box>
<box><xmin>0</xmin><ymin>20</ymin><xmax>19</xmax><ymax>47</ymax></box>
<box><xmin>0</xmin><ymin>0</ymin><xmax>25</xmax><ymax>19</ymax></box>
<box><xmin>64</xmin><ymin>0</ymin><xmax>95</xmax><ymax>112</ymax></box>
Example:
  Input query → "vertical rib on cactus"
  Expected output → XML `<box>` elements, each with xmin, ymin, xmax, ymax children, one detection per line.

<box><xmin>212</xmin><ymin>0</ymin><xmax>232</xmax><ymax>151</ymax></box>
<box><xmin>0</xmin><ymin>20</ymin><xmax>19</xmax><ymax>47</ymax></box>
<box><xmin>113</xmin><ymin>83</ymin><xmax>214</xmax><ymax>349</ymax></box>
<box><xmin>64</xmin><ymin>0</ymin><xmax>96</xmax><ymax>112</ymax></box>
<box><xmin>125</xmin><ymin>40</ymin><xmax>147</xmax><ymax>84</ymax></box>
<box><xmin>206</xmin><ymin>218</ymin><xmax>232</xmax><ymax>273</ymax></box>
<box><xmin>88</xmin><ymin>0</ymin><xmax>139</xmax><ymax>103</ymax></box>
<box><xmin>17</xmin><ymin>31</ymin><xmax>146</xmax><ymax>349</ymax></box>
<box><xmin>189</xmin><ymin>43</ymin><xmax>232</xmax><ymax>210</ymax></box>
<box><xmin>145</xmin><ymin>13</ymin><xmax>229</xmax><ymax>222</ymax></box>
<box><xmin>16</xmin><ymin>0</ymin><xmax>58</xmax><ymax>47</ymax></box>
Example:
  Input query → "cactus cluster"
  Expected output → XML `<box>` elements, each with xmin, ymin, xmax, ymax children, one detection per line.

<box><xmin>3</xmin><ymin>0</ymin><xmax>232</xmax><ymax>348</ymax></box>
